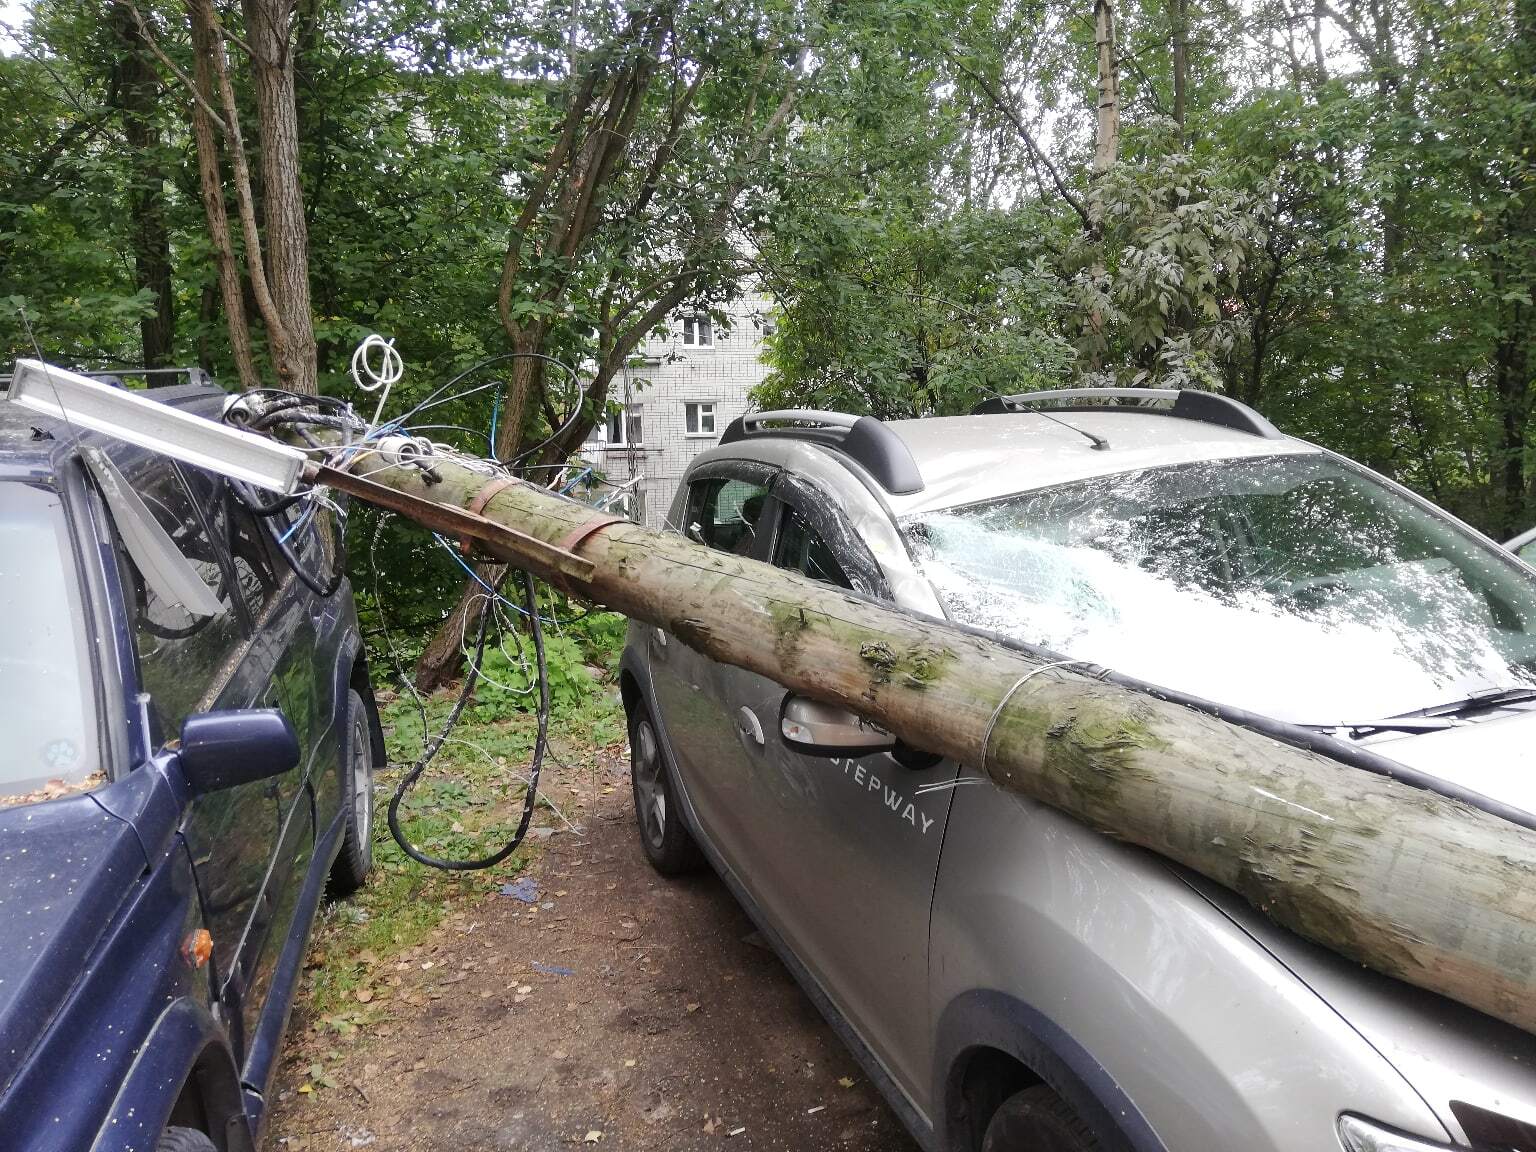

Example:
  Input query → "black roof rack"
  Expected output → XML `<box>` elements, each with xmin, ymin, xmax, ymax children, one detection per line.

<box><xmin>718</xmin><ymin>409</ymin><xmax>925</xmax><ymax>494</ymax></box>
<box><xmin>972</xmin><ymin>387</ymin><xmax>1283</xmax><ymax>439</ymax></box>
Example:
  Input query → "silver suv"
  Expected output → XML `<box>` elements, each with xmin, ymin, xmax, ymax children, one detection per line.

<box><xmin>618</xmin><ymin>389</ymin><xmax>1536</xmax><ymax>1152</ymax></box>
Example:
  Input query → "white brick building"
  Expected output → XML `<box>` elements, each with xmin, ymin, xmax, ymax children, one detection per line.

<box><xmin>582</xmin><ymin>293</ymin><xmax>774</xmax><ymax>526</ymax></box>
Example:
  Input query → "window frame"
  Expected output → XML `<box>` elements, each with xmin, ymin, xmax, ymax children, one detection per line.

<box><xmin>679</xmin><ymin>314</ymin><xmax>714</xmax><ymax>348</ymax></box>
<box><xmin>605</xmin><ymin>404</ymin><xmax>644</xmax><ymax>448</ymax></box>
<box><xmin>684</xmin><ymin>401</ymin><xmax>718</xmax><ymax>438</ymax></box>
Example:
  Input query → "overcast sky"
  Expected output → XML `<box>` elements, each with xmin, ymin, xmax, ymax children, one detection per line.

<box><xmin>0</xmin><ymin>1</ymin><xmax>27</xmax><ymax>53</ymax></box>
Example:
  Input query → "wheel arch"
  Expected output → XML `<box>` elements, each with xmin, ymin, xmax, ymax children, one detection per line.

<box><xmin>935</xmin><ymin>990</ymin><xmax>1167</xmax><ymax>1152</ymax></box>
<box><xmin>92</xmin><ymin>998</ymin><xmax>254</xmax><ymax>1152</ymax></box>
<box><xmin>347</xmin><ymin>652</ymin><xmax>385</xmax><ymax>768</ymax></box>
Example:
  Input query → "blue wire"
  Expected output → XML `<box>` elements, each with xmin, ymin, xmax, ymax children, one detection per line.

<box><xmin>489</xmin><ymin>384</ymin><xmax>502</xmax><ymax>449</ymax></box>
<box><xmin>278</xmin><ymin>503</ymin><xmax>315</xmax><ymax>544</ymax></box>
<box><xmin>433</xmin><ymin>534</ymin><xmax>566</xmax><ymax>626</ymax></box>
<box><xmin>559</xmin><ymin>467</ymin><xmax>593</xmax><ymax>495</ymax></box>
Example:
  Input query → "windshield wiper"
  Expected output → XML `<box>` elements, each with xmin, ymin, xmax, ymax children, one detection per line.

<box><xmin>1300</xmin><ymin>688</ymin><xmax>1536</xmax><ymax>737</ymax></box>
<box><xmin>1414</xmin><ymin>686</ymin><xmax>1536</xmax><ymax>718</ymax></box>
<box><xmin>1301</xmin><ymin>717</ymin><xmax>1463</xmax><ymax>736</ymax></box>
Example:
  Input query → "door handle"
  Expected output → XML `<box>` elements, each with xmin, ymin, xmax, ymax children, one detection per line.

<box><xmin>736</xmin><ymin>706</ymin><xmax>765</xmax><ymax>747</ymax></box>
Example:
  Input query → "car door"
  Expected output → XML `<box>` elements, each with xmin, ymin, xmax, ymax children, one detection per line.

<box><xmin>648</xmin><ymin>465</ymin><xmax>779</xmax><ymax>885</ymax></box>
<box><xmin>94</xmin><ymin>448</ymin><xmax>309</xmax><ymax>1057</ymax></box>
<box><xmin>212</xmin><ymin>478</ymin><xmax>323</xmax><ymax>1052</ymax></box>
<box><xmin>713</xmin><ymin>481</ymin><xmax>962</xmax><ymax>1104</ymax></box>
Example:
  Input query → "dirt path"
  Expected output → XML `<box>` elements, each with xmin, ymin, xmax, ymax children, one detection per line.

<box><xmin>267</xmin><ymin>748</ymin><xmax>920</xmax><ymax>1152</ymax></box>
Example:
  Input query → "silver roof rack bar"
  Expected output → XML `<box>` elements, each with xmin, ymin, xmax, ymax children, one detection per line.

<box><xmin>973</xmin><ymin>388</ymin><xmax>1283</xmax><ymax>440</ymax></box>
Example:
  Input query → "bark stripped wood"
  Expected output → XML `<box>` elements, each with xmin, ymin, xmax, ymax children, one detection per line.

<box><xmin>327</xmin><ymin>435</ymin><xmax>1536</xmax><ymax>1036</ymax></box>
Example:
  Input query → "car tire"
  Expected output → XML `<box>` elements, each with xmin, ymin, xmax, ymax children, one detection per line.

<box><xmin>327</xmin><ymin>688</ymin><xmax>375</xmax><ymax>898</ymax></box>
<box><xmin>981</xmin><ymin>1084</ymin><xmax>1103</xmax><ymax>1152</ymax></box>
<box><xmin>629</xmin><ymin>702</ymin><xmax>704</xmax><ymax>876</ymax></box>
<box><xmin>155</xmin><ymin>1128</ymin><xmax>217</xmax><ymax>1152</ymax></box>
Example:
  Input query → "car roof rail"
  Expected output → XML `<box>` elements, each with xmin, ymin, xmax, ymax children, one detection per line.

<box><xmin>0</xmin><ymin>366</ymin><xmax>214</xmax><ymax>391</ymax></box>
<box><xmin>718</xmin><ymin>409</ymin><xmax>925</xmax><ymax>494</ymax></box>
<box><xmin>972</xmin><ymin>387</ymin><xmax>1283</xmax><ymax>439</ymax></box>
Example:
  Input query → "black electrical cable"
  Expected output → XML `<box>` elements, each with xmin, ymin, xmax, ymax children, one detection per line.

<box><xmin>229</xmin><ymin>477</ymin><xmax>307</xmax><ymax>517</ymax></box>
<box><xmin>265</xmin><ymin>502</ymin><xmax>347</xmax><ymax>599</ymax></box>
<box><xmin>385</xmin><ymin>568</ymin><xmax>550</xmax><ymax>871</ymax></box>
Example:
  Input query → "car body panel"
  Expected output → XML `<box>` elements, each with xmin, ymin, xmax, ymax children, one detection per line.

<box><xmin>625</xmin><ymin>400</ymin><xmax>1536</xmax><ymax>1151</ymax></box>
<box><xmin>0</xmin><ymin>384</ymin><xmax>373</xmax><ymax>1150</ymax></box>
<box><xmin>930</xmin><ymin>776</ymin><xmax>1447</xmax><ymax>1151</ymax></box>
<box><xmin>1191</xmin><ymin>874</ymin><xmax>1536</xmax><ymax>1144</ymax></box>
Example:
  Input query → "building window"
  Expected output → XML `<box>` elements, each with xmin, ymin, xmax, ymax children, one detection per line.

<box><xmin>680</xmin><ymin>314</ymin><xmax>713</xmax><ymax>347</ymax></box>
<box><xmin>684</xmin><ymin>402</ymin><xmax>717</xmax><ymax>437</ymax></box>
<box><xmin>606</xmin><ymin>404</ymin><xmax>643</xmax><ymax>447</ymax></box>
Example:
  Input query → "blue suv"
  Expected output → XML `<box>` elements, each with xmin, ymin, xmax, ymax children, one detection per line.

<box><xmin>0</xmin><ymin>379</ymin><xmax>381</xmax><ymax>1152</ymax></box>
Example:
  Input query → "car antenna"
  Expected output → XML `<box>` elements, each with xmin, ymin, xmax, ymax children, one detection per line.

<box><xmin>1031</xmin><ymin>408</ymin><xmax>1110</xmax><ymax>451</ymax></box>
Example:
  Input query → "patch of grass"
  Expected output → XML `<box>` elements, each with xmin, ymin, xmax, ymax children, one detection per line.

<box><xmin>298</xmin><ymin>669</ymin><xmax>627</xmax><ymax>1032</ymax></box>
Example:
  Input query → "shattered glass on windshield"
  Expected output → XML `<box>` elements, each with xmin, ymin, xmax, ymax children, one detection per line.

<box><xmin>905</xmin><ymin>454</ymin><xmax>1536</xmax><ymax>725</ymax></box>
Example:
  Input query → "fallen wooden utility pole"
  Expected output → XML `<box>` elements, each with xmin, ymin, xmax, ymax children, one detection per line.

<box><xmin>322</xmin><ymin>437</ymin><xmax>1536</xmax><ymax>1036</ymax></box>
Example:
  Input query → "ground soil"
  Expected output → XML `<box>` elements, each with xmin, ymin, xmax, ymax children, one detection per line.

<box><xmin>266</xmin><ymin>746</ymin><xmax>920</xmax><ymax>1152</ymax></box>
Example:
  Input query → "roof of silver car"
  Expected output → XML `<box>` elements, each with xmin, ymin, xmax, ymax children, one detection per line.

<box><xmin>717</xmin><ymin>390</ymin><xmax>1320</xmax><ymax>518</ymax></box>
<box><xmin>884</xmin><ymin>409</ymin><xmax>1319</xmax><ymax>516</ymax></box>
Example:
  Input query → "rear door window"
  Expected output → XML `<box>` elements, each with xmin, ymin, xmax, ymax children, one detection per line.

<box><xmin>684</xmin><ymin>477</ymin><xmax>772</xmax><ymax>557</ymax></box>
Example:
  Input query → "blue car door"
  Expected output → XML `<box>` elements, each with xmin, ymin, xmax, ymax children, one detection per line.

<box><xmin>95</xmin><ymin>446</ymin><xmax>310</xmax><ymax>1059</ymax></box>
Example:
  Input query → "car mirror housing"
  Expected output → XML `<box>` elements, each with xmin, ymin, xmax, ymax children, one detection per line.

<box><xmin>779</xmin><ymin>695</ymin><xmax>896</xmax><ymax>758</ymax></box>
<box><xmin>178</xmin><ymin>708</ymin><xmax>299</xmax><ymax>795</ymax></box>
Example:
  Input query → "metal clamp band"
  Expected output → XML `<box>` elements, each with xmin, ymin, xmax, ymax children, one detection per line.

<box><xmin>459</xmin><ymin>476</ymin><xmax>519</xmax><ymax>556</ymax></box>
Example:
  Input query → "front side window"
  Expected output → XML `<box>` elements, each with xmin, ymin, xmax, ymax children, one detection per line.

<box><xmin>683</xmin><ymin>477</ymin><xmax>770</xmax><ymax>557</ymax></box>
<box><xmin>906</xmin><ymin>453</ymin><xmax>1536</xmax><ymax>725</ymax></box>
<box><xmin>773</xmin><ymin>505</ymin><xmax>851</xmax><ymax>589</ymax></box>
<box><xmin>680</xmin><ymin>315</ymin><xmax>713</xmax><ymax>347</ymax></box>
<box><xmin>685</xmin><ymin>402</ymin><xmax>716</xmax><ymax>437</ymax></box>
<box><xmin>0</xmin><ymin>482</ymin><xmax>99</xmax><ymax>796</ymax></box>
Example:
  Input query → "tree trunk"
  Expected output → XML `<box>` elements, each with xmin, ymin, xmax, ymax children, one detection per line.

<box><xmin>1493</xmin><ymin>300</ymin><xmax>1531</xmax><ymax>537</ymax></box>
<box><xmin>317</xmin><ymin>433</ymin><xmax>1536</xmax><ymax>1037</ymax></box>
<box><xmin>1169</xmin><ymin>0</ymin><xmax>1188</xmax><ymax>141</ymax></box>
<box><xmin>1094</xmin><ymin>0</ymin><xmax>1119</xmax><ymax>174</ymax></box>
<box><xmin>187</xmin><ymin>1</ymin><xmax>260</xmax><ymax>392</ymax></box>
<box><xmin>108</xmin><ymin>2</ymin><xmax>175</xmax><ymax>367</ymax></box>
<box><xmin>242</xmin><ymin>0</ymin><xmax>317</xmax><ymax>393</ymax></box>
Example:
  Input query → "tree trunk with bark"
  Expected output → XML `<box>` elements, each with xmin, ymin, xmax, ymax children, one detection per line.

<box><xmin>242</xmin><ymin>0</ymin><xmax>318</xmax><ymax>393</ymax></box>
<box><xmin>318</xmin><ymin>433</ymin><xmax>1536</xmax><ymax>1037</ymax></box>
<box><xmin>108</xmin><ymin>1</ymin><xmax>175</xmax><ymax>367</ymax></box>
<box><xmin>185</xmin><ymin>0</ymin><xmax>260</xmax><ymax>391</ymax></box>
<box><xmin>1094</xmin><ymin>0</ymin><xmax>1119</xmax><ymax>174</ymax></box>
<box><xmin>1169</xmin><ymin>0</ymin><xmax>1188</xmax><ymax>140</ymax></box>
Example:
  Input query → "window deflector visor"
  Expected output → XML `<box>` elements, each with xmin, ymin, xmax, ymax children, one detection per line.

<box><xmin>84</xmin><ymin>448</ymin><xmax>226</xmax><ymax>619</ymax></box>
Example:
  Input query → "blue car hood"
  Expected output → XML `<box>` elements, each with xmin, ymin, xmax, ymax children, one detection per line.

<box><xmin>0</xmin><ymin>791</ymin><xmax>146</xmax><ymax>1094</ymax></box>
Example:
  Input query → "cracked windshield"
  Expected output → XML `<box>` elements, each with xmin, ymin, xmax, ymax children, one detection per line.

<box><xmin>906</xmin><ymin>454</ymin><xmax>1536</xmax><ymax>726</ymax></box>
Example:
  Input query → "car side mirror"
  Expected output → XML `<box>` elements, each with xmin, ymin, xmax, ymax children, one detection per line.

<box><xmin>178</xmin><ymin>708</ymin><xmax>299</xmax><ymax>795</ymax></box>
<box><xmin>779</xmin><ymin>695</ymin><xmax>896</xmax><ymax>757</ymax></box>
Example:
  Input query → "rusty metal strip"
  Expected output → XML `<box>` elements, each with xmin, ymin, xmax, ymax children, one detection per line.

<box><xmin>553</xmin><ymin>512</ymin><xmax>626</xmax><ymax>555</ymax></box>
<box><xmin>304</xmin><ymin>462</ymin><xmax>594</xmax><ymax>583</ymax></box>
<box><xmin>460</xmin><ymin>476</ymin><xmax>519</xmax><ymax>556</ymax></box>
